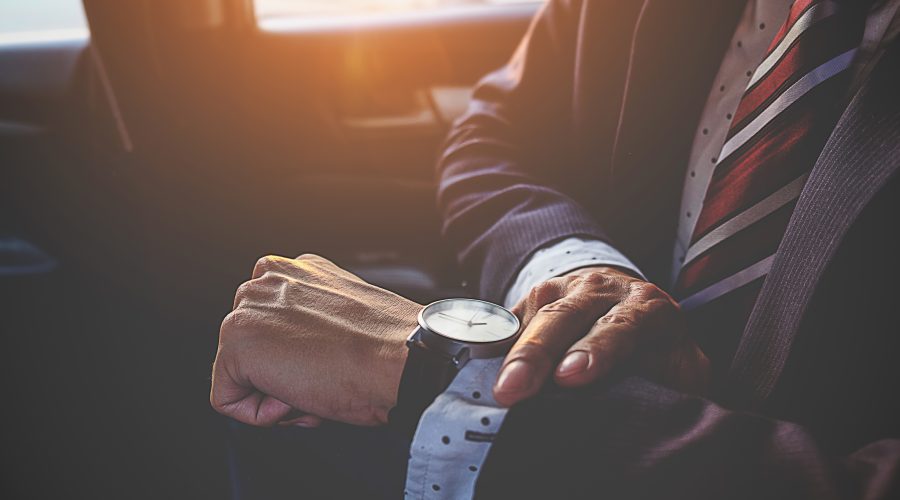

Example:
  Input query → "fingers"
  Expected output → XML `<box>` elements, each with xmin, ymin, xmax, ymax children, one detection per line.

<box><xmin>210</xmin><ymin>374</ymin><xmax>295</xmax><ymax>427</ymax></box>
<box><xmin>494</xmin><ymin>296</ymin><xmax>604</xmax><ymax>406</ymax></box>
<box><xmin>553</xmin><ymin>302</ymin><xmax>643</xmax><ymax>387</ymax></box>
<box><xmin>511</xmin><ymin>277</ymin><xmax>569</xmax><ymax>326</ymax></box>
<box><xmin>553</xmin><ymin>294</ymin><xmax>683</xmax><ymax>387</ymax></box>
<box><xmin>279</xmin><ymin>413</ymin><xmax>324</xmax><ymax>429</ymax></box>
<box><xmin>233</xmin><ymin>279</ymin><xmax>263</xmax><ymax>310</ymax></box>
<box><xmin>497</xmin><ymin>269</ymin><xmax>691</xmax><ymax>406</ymax></box>
<box><xmin>252</xmin><ymin>255</ymin><xmax>293</xmax><ymax>280</ymax></box>
<box><xmin>210</xmin><ymin>336</ymin><xmax>295</xmax><ymax>427</ymax></box>
<box><xmin>496</xmin><ymin>274</ymin><xmax>631</xmax><ymax>407</ymax></box>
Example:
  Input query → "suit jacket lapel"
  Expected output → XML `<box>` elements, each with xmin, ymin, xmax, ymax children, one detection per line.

<box><xmin>605</xmin><ymin>0</ymin><xmax>745</xmax><ymax>278</ymax></box>
<box><xmin>729</xmin><ymin>42</ymin><xmax>900</xmax><ymax>408</ymax></box>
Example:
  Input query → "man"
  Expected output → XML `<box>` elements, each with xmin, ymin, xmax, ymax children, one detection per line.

<box><xmin>212</xmin><ymin>0</ymin><xmax>900</xmax><ymax>498</ymax></box>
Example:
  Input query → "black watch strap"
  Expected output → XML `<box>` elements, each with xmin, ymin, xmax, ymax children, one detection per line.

<box><xmin>388</xmin><ymin>332</ymin><xmax>460</xmax><ymax>439</ymax></box>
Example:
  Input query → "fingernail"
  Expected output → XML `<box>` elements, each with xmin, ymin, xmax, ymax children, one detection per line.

<box><xmin>496</xmin><ymin>360</ymin><xmax>533</xmax><ymax>395</ymax></box>
<box><xmin>557</xmin><ymin>351</ymin><xmax>590</xmax><ymax>377</ymax></box>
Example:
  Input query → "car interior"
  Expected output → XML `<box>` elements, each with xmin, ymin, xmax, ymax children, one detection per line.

<box><xmin>1</xmin><ymin>0</ymin><xmax>540</xmax><ymax>497</ymax></box>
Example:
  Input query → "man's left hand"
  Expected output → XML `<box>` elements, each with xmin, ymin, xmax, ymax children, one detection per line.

<box><xmin>494</xmin><ymin>266</ymin><xmax>709</xmax><ymax>407</ymax></box>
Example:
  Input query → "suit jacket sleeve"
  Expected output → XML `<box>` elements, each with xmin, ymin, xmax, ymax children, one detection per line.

<box><xmin>436</xmin><ymin>0</ymin><xmax>612</xmax><ymax>302</ymax></box>
<box><xmin>474</xmin><ymin>377</ymin><xmax>900</xmax><ymax>499</ymax></box>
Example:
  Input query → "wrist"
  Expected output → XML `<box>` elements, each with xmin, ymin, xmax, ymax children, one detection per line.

<box><xmin>372</xmin><ymin>300</ymin><xmax>421</xmax><ymax>425</ymax></box>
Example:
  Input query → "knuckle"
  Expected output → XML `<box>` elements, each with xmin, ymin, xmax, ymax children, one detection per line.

<box><xmin>642</xmin><ymin>297</ymin><xmax>682</xmax><ymax>329</ymax></box>
<box><xmin>597</xmin><ymin>312</ymin><xmax>639</xmax><ymax>329</ymax></box>
<box><xmin>627</xmin><ymin>280</ymin><xmax>657</xmax><ymax>299</ymax></box>
<box><xmin>538</xmin><ymin>299</ymin><xmax>582</xmax><ymax>317</ymax></box>
<box><xmin>256</xmin><ymin>255</ymin><xmax>278</xmax><ymax>268</ymax></box>
<box><xmin>645</xmin><ymin>296</ymin><xmax>675</xmax><ymax>315</ymax></box>
<box><xmin>628</xmin><ymin>281</ymin><xmax>676</xmax><ymax>306</ymax></box>
<box><xmin>580</xmin><ymin>270</ymin><xmax>612</xmax><ymax>288</ymax></box>
<box><xmin>547</xmin><ymin>276</ymin><xmax>571</xmax><ymax>288</ymax></box>
<box><xmin>576</xmin><ymin>272</ymin><xmax>634</xmax><ymax>303</ymax></box>
<box><xmin>233</xmin><ymin>281</ymin><xmax>255</xmax><ymax>303</ymax></box>
<box><xmin>254</xmin><ymin>255</ymin><xmax>281</xmax><ymax>275</ymax></box>
<box><xmin>220</xmin><ymin>309</ymin><xmax>253</xmax><ymax>339</ymax></box>
<box><xmin>296</xmin><ymin>253</ymin><xmax>333</xmax><ymax>268</ymax></box>
<box><xmin>257</xmin><ymin>270</ymin><xmax>291</xmax><ymax>287</ymax></box>
<box><xmin>528</xmin><ymin>281</ymin><xmax>557</xmax><ymax>305</ymax></box>
<box><xmin>255</xmin><ymin>270</ymin><xmax>278</xmax><ymax>283</ymax></box>
<box><xmin>561</xmin><ymin>274</ymin><xmax>582</xmax><ymax>288</ymax></box>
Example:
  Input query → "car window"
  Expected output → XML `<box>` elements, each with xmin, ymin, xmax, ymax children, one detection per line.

<box><xmin>0</xmin><ymin>0</ymin><xmax>89</xmax><ymax>44</ymax></box>
<box><xmin>255</xmin><ymin>0</ymin><xmax>541</xmax><ymax>25</ymax></box>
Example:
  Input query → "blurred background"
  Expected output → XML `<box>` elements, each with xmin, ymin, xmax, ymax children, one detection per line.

<box><xmin>0</xmin><ymin>0</ymin><xmax>539</xmax><ymax>498</ymax></box>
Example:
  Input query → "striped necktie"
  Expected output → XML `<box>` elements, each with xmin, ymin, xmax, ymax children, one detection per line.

<box><xmin>674</xmin><ymin>0</ymin><xmax>866</xmax><ymax>369</ymax></box>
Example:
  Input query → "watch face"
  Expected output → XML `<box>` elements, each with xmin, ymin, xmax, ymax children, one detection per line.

<box><xmin>419</xmin><ymin>299</ymin><xmax>520</xmax><ymax>344</ymax></box>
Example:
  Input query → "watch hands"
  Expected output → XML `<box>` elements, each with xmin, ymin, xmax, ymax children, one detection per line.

<box><xmin>437</xmin><ymin>313</ymin><xmax>471</xmax><ymax>325</ymax></box>
<box><xmin>468</xmin><ymin>312</ymin><xmax>488</xmax><ymax>327</ymax></box>
<box><xmin>437</xmin><ymin>312</ymin><xmax>488</xmax><ymax>327</ymax></box>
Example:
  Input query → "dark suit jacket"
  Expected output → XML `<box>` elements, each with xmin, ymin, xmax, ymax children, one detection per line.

<box><xmin>436</xmin><ymin>0</ymin><xmax>900</xmax><ymax>498</ymax></box>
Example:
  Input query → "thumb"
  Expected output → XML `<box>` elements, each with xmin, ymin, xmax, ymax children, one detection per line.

<box><xmin>213</xmin><ymin>384</ymin><xmax>294</xmax><ymax>427</ymax></box>
<box><xmin>235</xmin><ymin>393</ymin><xmax>295</xmax><ymax>427</ymax></box>
<box><xmin>210</xmin><ymin>352</ymin><xmax>295</xmax><ymax>426</ymax></box>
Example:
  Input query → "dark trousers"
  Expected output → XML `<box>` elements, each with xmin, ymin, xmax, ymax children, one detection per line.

<box><xmin>226</xmin><ymin>420</ymin><xmax>410</xmax><ymax>500</ymax></box>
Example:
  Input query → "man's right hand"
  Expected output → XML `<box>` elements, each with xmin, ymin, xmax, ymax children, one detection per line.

<box><xmin>210</xmin><ymin>254</ymin><xmax>420</xmax><ymax>428</ymax></box>
<box><xmin>494</xmin><ymin>266</ymin><xmax>709</xmax><ymax>407</ymax></box>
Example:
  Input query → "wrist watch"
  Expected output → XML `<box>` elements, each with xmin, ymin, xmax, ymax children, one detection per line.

<box><xmin>389</xmin><ymin>298</ymin><xmax>520</xmax><ymax>437</ymax></box>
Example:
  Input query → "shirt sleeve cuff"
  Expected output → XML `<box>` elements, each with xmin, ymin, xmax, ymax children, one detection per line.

<box><xmin>503</xmin><ymin>237</ymin><xmax>645</xmax><ymax>308</ymax></box>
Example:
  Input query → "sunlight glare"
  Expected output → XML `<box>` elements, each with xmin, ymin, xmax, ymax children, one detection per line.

<box><xmin>256</xmin><ymin>0</ymin><xmax>449</xmax><ymax>20</ymax></box>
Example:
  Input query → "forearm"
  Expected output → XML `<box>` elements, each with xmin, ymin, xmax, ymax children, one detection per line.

<box><xmin>436</xmin><ymin>0</ymin><xmax>605</xmax><ymax>302</ymax></box>
<box><xmin>476</xmin><ymin>377</ymin><xmax>900</xmax><ymax>499</ymax></box>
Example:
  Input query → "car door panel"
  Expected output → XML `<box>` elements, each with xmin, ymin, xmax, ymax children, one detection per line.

<box><xmin>75</xmin><ymin>0</ymin><xmax>535</xmax><ymax>301</ymax></box>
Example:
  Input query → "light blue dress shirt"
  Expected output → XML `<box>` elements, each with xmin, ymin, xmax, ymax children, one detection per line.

<box><xmin>404</xmin><ymin>238</ymin><xmax>641</xmax><ymax>499</ymax></box>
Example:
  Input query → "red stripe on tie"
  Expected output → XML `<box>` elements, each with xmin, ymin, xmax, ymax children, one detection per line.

<box><xmin>733</xmin><ymin>14</ymin><xmax>851</xmax><ymax>128</ymax></box>
<box><xmin>766</xmin><ymin>0</ymin><xmax>819</xmax><ymax>53</ymax></box>
<box><xmin>678</xmin><ymin>201</ymin><xmax>797</xmax><ymax>294</ymax></box>
<box><xmin>691</xmin><ymin>113</ymin><xmax>812</xmax><ymax>242</ymax></box>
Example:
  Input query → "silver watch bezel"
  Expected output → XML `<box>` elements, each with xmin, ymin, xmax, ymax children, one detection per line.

<box><xmin>411</xmin><ymin>298</ymin><xmax>521</xmax><ymax>361</ymax></box>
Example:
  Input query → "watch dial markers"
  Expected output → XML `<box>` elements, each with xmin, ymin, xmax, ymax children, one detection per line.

<box><xmin>421</xmin><ymin>299</ymin><xmax>519</xmax><ymax>343</ymax></box>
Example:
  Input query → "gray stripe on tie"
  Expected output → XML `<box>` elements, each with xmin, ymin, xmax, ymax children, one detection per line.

<box><xmin>748</xmin><ymin>1</ymin><xmax>839</xmax><ymax>88</ymax></box>
<box><xmin>683</xmin><ymin>174</ymin><xmax>809</xmax><ymax>267</ymax></box>
<box><xmin>720</xmin><ymin>48</ymin><xmax>858</xmax><ymax>164</ymax></box>
<box><xmin>680</xmin><ymin>255</ymin><xmax>776</xmax><ymax>311</ymax></box>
